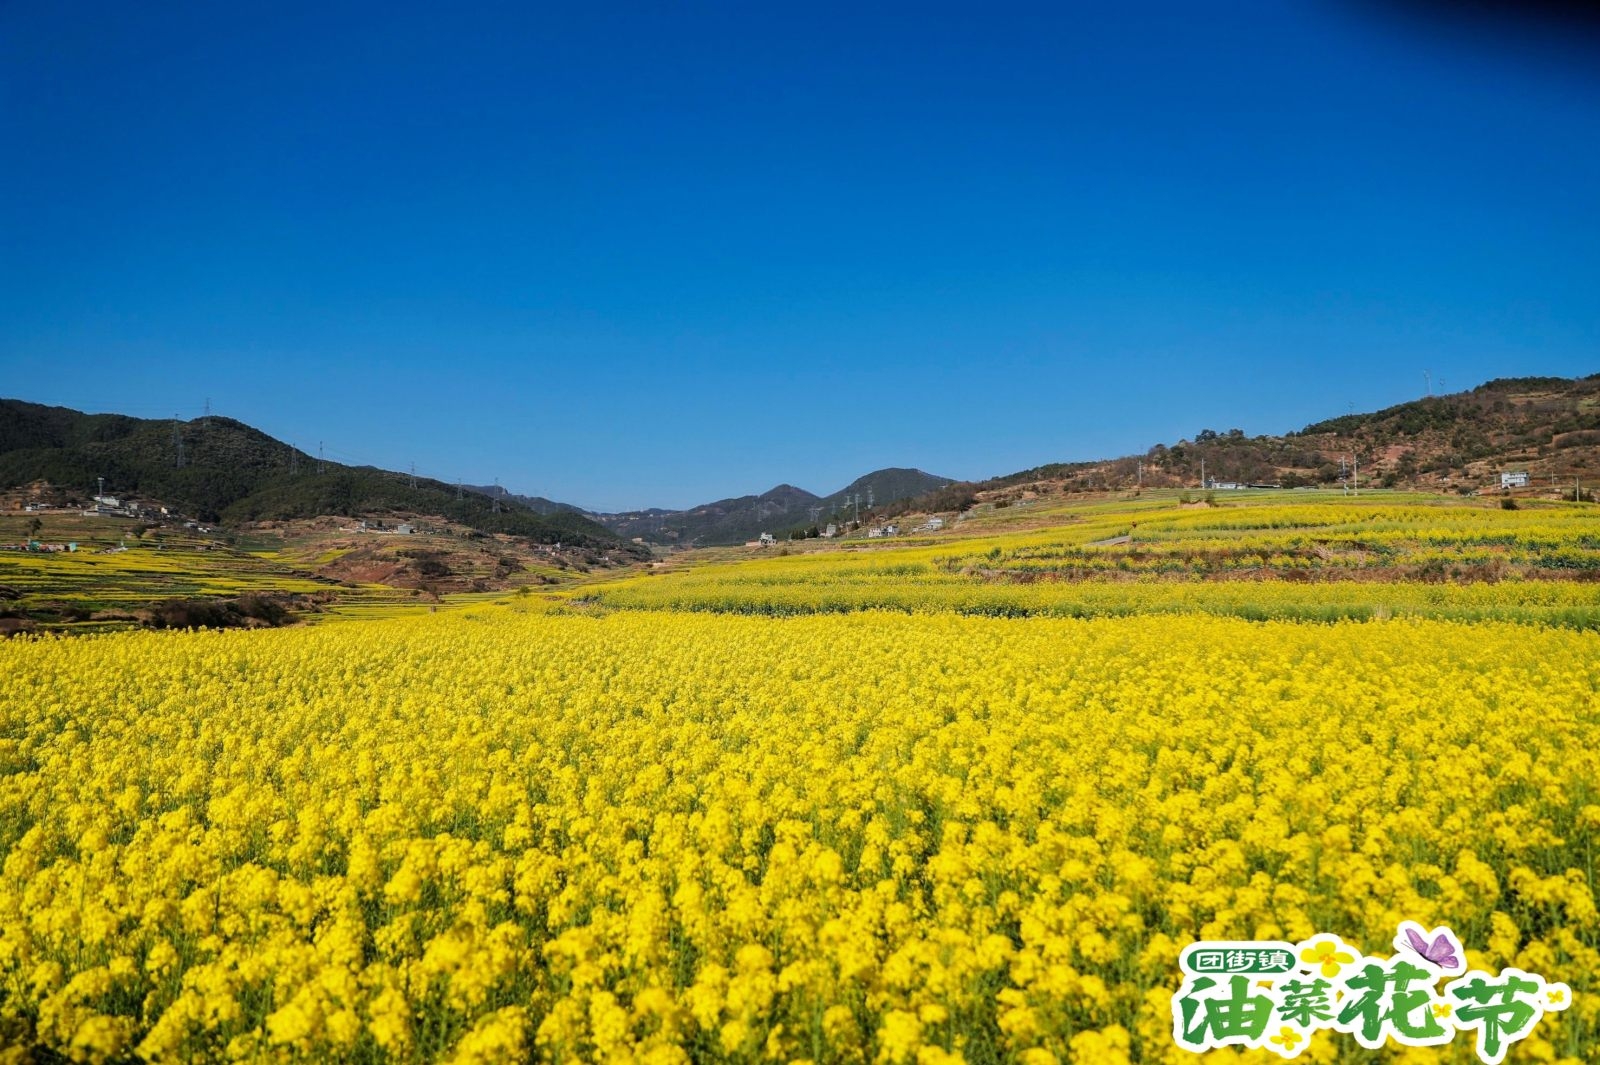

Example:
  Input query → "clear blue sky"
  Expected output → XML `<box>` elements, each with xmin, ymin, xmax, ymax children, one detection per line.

<box><xmin>3</xmin><ymin>2</ymin><xmax>1597</xmax><ymax>511</ymax></box>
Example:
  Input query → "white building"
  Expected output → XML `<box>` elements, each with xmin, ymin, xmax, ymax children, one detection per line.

<box><xmin>1500</xmin><ymin>471</ymin><xmax>1530</xmax><ymax>489</ymax></box>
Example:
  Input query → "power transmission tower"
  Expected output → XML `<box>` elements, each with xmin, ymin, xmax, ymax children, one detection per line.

<box><xmin>409</xmin><ymin>462</ymin><xmax>417</xmax><ymax>489</ymax></box>
<box><xmin>1423</xmin><ymin>370</ymin><xmax>1430</xmax><ymax>396</ymax></box>
<box><xmin>173</xmin><ymin>417</ymin><xmax>185</xmax><ymax>468</ymax></box>
<box><xmin>289</xmin><ymin>445</ymin><xmax>298</xmax><ymax>475</ymax></box>
<box><xmin>318</xmin><ymin>442</ymin><xmax>325</xmax><ymax>475</ymax></box>
<box><xmin>203</xmin><ymin>397</ymin><xmax>211</xmax><ymax>422</ymax></box>
<box><xmin>492</xmin><ymin>479</ymin><xmax>501</xmax><ymax>514</ymax></box>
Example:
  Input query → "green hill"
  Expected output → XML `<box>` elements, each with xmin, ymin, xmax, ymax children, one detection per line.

<box><xmin>0</xmin><ymin>399</ymin><xmax>639</xmax><ymax>553</ymax></box>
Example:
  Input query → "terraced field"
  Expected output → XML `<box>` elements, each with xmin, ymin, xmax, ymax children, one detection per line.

<box><xmin>580</xmin><ymin>493</ymin><xmax>1600</xmax><ymax>627</ymax></box>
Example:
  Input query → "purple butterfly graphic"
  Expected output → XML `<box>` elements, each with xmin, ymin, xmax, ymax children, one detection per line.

<box><xmin>1397</xmin><ymin>924</ymin><xmax>1461</xmax><ymax>971</ymax></box>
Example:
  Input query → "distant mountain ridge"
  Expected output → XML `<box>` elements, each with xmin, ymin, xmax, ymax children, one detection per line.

<box><xmin>605</xmin><ymin>469</ymin><xmax>951</xmax><ymax>545</ymax></box>
<box><xmin>482</xmin><ymin>468</ymin><xmax>952</xmax><ymax>546</ymax></box>
<box><xmin>0</xmin><ymin>399</ymin><xmax>636</xmax><ymax>553</ymax></box>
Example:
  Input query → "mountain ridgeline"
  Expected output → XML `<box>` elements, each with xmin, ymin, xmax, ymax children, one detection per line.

<box><xmin>0</xmin><ymin>399</ymin><xmax>635</xmax><ymax>553</ymax></box>
<box><xmin>8</xmin><ymin>373</ymin><xmax>1596</xmax><ymax>555</ymax></box>
<box><xmin>483</xmin><ymin>468</ymin><xmax>952</xmax><ymax>546</ymax></box>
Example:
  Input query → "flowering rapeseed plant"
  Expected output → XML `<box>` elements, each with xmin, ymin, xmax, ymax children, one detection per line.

<box><xmin>0</xmin><ymin>602</ymin><xmax>1595</xmax><ymax>1062</ymax></box>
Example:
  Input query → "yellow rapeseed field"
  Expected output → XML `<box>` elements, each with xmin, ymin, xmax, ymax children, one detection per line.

<box><xmin>2</xmin><ymin>601</ymin><xmax>1597</xmax><ymax>1062</ymax></box>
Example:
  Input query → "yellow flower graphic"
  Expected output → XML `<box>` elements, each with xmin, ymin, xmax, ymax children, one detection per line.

<box><xmin>1269</xmin><ymin>1026</ymin><xmax>1304</xmax><ymax>1051</ymax></box>
<box><xmin>1300</xmin><ymin>940</ymin><xmax>1355</xmax><ymax>978</ymax></box>
<box><xmin>1432</xmin><ymin>1002</ymin><xmax>1453</xmax><ymax>1018</ymax></box>
<box><xmin>1549</xmin><ymin>989</ymin><xmax>1566</xmax><ymax>1005</ymax></box>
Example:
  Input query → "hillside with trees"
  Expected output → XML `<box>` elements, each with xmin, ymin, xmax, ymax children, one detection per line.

<box><xmin>0</xmin><ymin>399</ymin><xmax>639</xmax><ymax>553</ymax></box>
<box><xmin>887</xmin><ymin>374</ymin><xmax>1600</xmax><ymax>513</ymax></box>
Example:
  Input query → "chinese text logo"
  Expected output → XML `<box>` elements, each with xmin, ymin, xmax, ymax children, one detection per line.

<box><xmin>1172</xmin><ymin>922</ymin><xmax>1571</xmax><ymax>1063</ymax></box>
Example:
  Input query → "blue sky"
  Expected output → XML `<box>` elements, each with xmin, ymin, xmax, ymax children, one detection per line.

<box><xmin>3</xmin><ymin>3</ymin><xmax>1597</xmax><ymax>511</ymax></box>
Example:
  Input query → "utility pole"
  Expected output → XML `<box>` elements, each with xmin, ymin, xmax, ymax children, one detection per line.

<box><xmin>1200</xmin><ymin>458</ymin><xmax>1206</xmax><ymax>490</ymax></box>
<box><xmin>97</xmin><ymin>476</ymin><xmax>104</xmax><ymax>500</ymax></box>
<box><xmin>1353</xmin><ymin>453</ymin><xmax>1359</xmax><ymax>497</ymax></box>
<box><xmin>1137</xmin><ymin>461</ymin><xmax>1143</xmax><ymax>489</ymax></box>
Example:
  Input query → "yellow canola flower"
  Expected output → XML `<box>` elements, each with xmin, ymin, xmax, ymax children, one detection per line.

<box><xmin>1300</xmin><ymin>940</ymin><xmax>1356</xmax><ymax>978</ymax></box>
<box><xmin>0</xmin><ymin>599</ymin><xmax>1597</xmax><ymax>1062</ymax></box>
